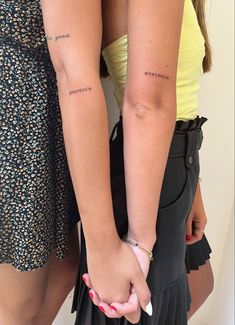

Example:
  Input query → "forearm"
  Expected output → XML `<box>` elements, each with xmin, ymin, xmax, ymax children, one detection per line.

<box><xmin>40</xmin><ymin>0</ymin><xmax>120</xmax><ymax>250</ymax></box>
<box><xmin>123</xmin><ymin>103</ymin><xmax>176</xmax><ymax>250</ymax></box>
<box><xmin>123</xmin><ymin>0</ymin><xmax>184</xmax><ymax>250</ymax></box>
<box><xmin>57</xmin><ymin>72</ymin><xmax>119</xmax><ymax>250</ymax></box>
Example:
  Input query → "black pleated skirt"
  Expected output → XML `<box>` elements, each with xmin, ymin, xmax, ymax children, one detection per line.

<box><xmin>72</xmin><ymin>116</ymin><xmax>212</xmax><ymax>325</ymax></box>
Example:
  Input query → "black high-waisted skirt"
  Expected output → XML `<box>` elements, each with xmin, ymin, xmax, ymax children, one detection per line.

<box><xmin>72</xmin><ymin>116</ymin><xmax>212</xmax><ymax>325</ymax></box>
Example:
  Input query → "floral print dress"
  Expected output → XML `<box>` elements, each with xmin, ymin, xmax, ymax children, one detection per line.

<box><xmin>0</xmin><ymin>0</ymin><xmax>79</xmax><ymax>271</ymax></box>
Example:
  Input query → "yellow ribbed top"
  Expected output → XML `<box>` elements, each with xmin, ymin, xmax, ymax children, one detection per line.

<box><xmin>102</xmin><ymin>0</ymin><xmax>205</xmax><ymax>121</ymax></box>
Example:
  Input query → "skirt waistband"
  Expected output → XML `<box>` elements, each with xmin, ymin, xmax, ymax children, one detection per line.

<box><xmin>110</xmin><ymin>116</ymin><xmax>207</xmax><ymax>169</ymax></box>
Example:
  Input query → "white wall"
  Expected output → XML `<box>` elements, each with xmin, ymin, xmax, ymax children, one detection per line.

<box><xmin>54</xmin><ymin>0</ymin><xmax>234</xmax><ymax>324</ymax></box>
<box><xmin>189</xmin><ymin>0</ymin><xmax>234</xmax><ymax>324</ymax></box>
<box><xmin>209</xmin><ymin>207</ymin><xmax>234</xmax><ymax>325</ymax></box>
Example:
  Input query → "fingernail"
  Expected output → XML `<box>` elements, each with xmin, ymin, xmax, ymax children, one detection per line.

<box><xmin>186</xmin><ymin>235</ymin><xmax>191</xmax><ymax>241</ymax></box>
<box><xmin>82</xmin><ymin>275</ymin><xmax>87</xmax><ymax>283</ymax></box>
<box><xmin>146</xmin><ymin>302</ymin><xmax>153</xmax><ymax>316</ymax></box>
<box><xmin>99</xmin><ymin>306</ymin><xmax>105</xmax><ymax>313</ymax></box>
<box><xmin>111</xmin><ymin>305</ymin><xmax>117</xmax><ymax>311</ymax></box>
<box><xmin>89</xmin><ymin>292</ymin><xmax>93</xmax><ymax>299</ymax></box>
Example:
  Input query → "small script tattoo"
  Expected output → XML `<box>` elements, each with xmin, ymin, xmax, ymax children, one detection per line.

<box><xmin>144</xmin><ymin>71</ymin><xmax>169</xmax><ymax>80</ymax></box>
<box><xmin>46</xmin><ymin>33</ymin><xmax>71</xmax><ymax>42</ymax></box>
<box><xmin>69</xmin><ymin>87</ymin><xmax>92</xmax><ymax>96</ymax></box>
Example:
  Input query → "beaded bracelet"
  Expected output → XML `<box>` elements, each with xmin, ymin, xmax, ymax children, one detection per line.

<box><xmin>123</xmin><ymin>237</ymin><xmax>154</xmax><ymax>262</ymax></box>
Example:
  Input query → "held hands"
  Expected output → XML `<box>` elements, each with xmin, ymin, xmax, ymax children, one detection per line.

<box><xmin>186</xmin><ymin>181</ymin><xmax>207</xmax><ymax>245</ymax></box>
<box><xmin>83</xmin><ymin>238</ymin><xmax>153</xmax><ymax>323</ymax></box>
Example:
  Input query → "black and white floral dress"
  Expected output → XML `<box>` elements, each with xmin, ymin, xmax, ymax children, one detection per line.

<box><xmin>0</xmin><ymin>0</ymin><xmax>79</xmax><ymax>271</ymax></box>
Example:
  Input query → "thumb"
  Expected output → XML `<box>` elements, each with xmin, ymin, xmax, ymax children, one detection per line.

<box><xmin>132</xmin><ymin>271</ymin><xmax>152</xmax><ymax>316</ymax></box>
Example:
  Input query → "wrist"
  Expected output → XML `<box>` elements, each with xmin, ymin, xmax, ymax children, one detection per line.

<box><xmin>81</xmin><ymin>213</ymin><xmax>121</xmax><ymax>253</ymax></box>
<box><xmin>127</xmin><ymin>229</ymin><xmax>157</xmax><ymax>252</ymax></box>
<box><xmin>123</xmin><ymin>236</ymin><xmax>154</xmax><ymax>262</ymax></box>
<box><xmin>85</xmin><ymin>229</ymin><xmax>121</xmax><ymax>254</ymax></box>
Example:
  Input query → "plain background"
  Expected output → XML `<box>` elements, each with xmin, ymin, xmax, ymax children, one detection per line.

<box><xmin>54</xmin><ymin>0</ymin><xmax>234</xmax><ymax>324</ymax></box>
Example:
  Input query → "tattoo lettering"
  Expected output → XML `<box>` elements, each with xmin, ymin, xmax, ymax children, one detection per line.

<box><xmin>144</xmin><ymin>71</ymin><xmax>169</xmax><ymax>80</ymax></box>
<box><xmin>46</xmin><ymin>33</ymin><xmax>71</xmax><ymax>42</ymax></box>
<box><xmin>69</xmin><ymin>87</ymin><xmax>92</xmax><ymax>96</ymax></box>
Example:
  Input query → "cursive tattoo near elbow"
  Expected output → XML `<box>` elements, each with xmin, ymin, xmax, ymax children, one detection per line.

<box><xmin>144</xmin><ymin>71</ymin><xmax>169</xmax><ymax>80</ymax></box>
<box><xmin>46</xmin><ymin>33</ymin><xmax>71</xmax><ymax>42</ymax></box>
<box><xmin>69</xmin><ymin>87</ymin><xmax>92</xmax><ymax>96</ymax></box>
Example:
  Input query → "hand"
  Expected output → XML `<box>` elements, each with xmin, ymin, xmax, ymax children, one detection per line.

<box><xmin>186</xmin><ymin>181</ymin><xmax>207</xmax><ymax>245</ymax></box>
<box><xmin>83</xmin><ymin>237</ymin><xmax>154</xmax><ymax>323</ymax></box>
<box><xmin>83</xmin><ymin>276</ymin><xmax>142</xmax><ymax>324</ymax></box>
<box><xmin>110</xmin><ymin>240</ymin><xmax>152</xmax><ymax>322</ymax></box>
<box><xmin>85</xmin><ymin>239</ymin><xmax>151</xmax><ymax>313</ymax></box>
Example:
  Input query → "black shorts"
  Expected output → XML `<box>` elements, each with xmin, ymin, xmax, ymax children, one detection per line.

<box><xmin>72</xmin><ymin>116</ymin><xmax>212</xmax><ymax>325</ymax></box>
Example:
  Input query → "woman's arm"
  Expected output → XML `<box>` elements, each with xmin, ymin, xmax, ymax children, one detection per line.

<box><xmin>82</xmin><ymin>1</ymin><xmax>186</xmax><ymax>320</ymax></box>
<box><xmin>124</xmin><ymin>0</ymin><xmax>185</xmax><ymax>250</ymax></box>
<box><xmin>40</xmin><ymin>0</ymin><xmax>118</xmax><ymax>250</ymax></box>
<box><xmin>40</xmin><ymin>0</ymin><xmax>150</xmax><ymax>307</ymax></box>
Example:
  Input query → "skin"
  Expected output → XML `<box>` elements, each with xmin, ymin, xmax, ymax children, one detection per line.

<box><xmin>0</xmin><ymin>227</ymin><xmax>79</xmax><ymax>325</ymax></box>
<box><xmin>187</xmin><ymin>261</ymin><xmax>214</xmax><ymax>319</ymax></box>
<box><xmin>0</xmin><ymin>1</ymin><xmax>150</xmax><ymax>324</ymax></box>
<box><xmin>84</xmin><ymin>1</ymin><xmax>214</xmax><ymax>322</ymax></box>
<box><xmin>120</xmin><ymin>0</ymin><xmax>184</xmax><ymax>250</ymax></box>
<box><xmin>186</xmin><ymin>182</ymin><xmax>214</xmax><ymax>319</ymax></box>
<box><xmin>34</xmin><ymin>227</ymin><xmax>80</xmax><ymax>325</ymax></box>
<box><xmin>41</xmin><ymin>0</ymin><xmax>150</xmax><ymax>317</ymax></box>
<box><xmin>107</xmin><ymin>0</ymin><xmax>184</xmax><ymax>320</ymax></box>
<box><xmin>186</xmin><ymin>182</ymin><xmax>207</xmax><ymax>244</ymax></box>
<box><xmin>84</xmin><ymin>0</ymin><xmax>185</xmax><ymax>322</ymax></box>
<box><xmin>84</xmin><ymin>182</ymin><xmax>214</xmax><ymax>322</ymax></box>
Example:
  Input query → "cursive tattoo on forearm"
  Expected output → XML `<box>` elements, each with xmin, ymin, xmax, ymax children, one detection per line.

<box><xmin>144</xmin><ymin>71</ymin><xmax>170</xmax><ymax>80</ymax></box>
<box><xmin>69</xmin><ymin>87</ymin><xmax>92</xmax><ymax>96</ymax></box>
<box><xmin>46</xmin><ymin>33</ymin><xmax>71</xmax><ymax>42</ymax></box>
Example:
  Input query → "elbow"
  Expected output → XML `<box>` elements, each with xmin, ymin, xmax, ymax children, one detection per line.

<box><xmin>123</xmin><ymin>90</ymin><xmax>177</xmax><ymax>122</ymax></box>
<box><xmin>49</xmin><ymin>50</ymin><xmax>69</xmax><ymax>79</ymax></box>
<box><xmin>52</xmin><ymin>59</ymin><xmax>80</xmax><ymax>87</ymax></box>
<box><xmin>49</xmin><ymin>51</ymin><xmax>98</xmax><ymax>87</ymax></box>
<box><xmin>50</xmin><ymin>57</ymin><xmax>75</xmax><ymax>90</ymax></box>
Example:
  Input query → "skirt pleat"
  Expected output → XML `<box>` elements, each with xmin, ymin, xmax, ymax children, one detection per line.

<box><xmin>73</xmin><ymin>244</ymin><xmax>190</xmax><ymax>325</ymax></box>
<box><xmin>185</xmin><ymin>235</ymin><xmax>212</xmax><ymax>273</ymax></box>
<box><xmin>72</xmin><ymin>116</ymin><xmax>211</xmax><ymax>325</ymax></box>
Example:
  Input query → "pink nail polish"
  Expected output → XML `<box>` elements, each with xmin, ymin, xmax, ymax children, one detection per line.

<box><xmin>82</xmin><ymin>275</ymin><xmax>87</xmax><ymax>283</ymax></box>
<box><xmin>99</xmin><ymin>306</ymin><xmax>105</xmax><ymax>313</ymax></box>
<box><xmin>111</xmin><ymin>305</ymin><xmax>117</xmax><ymax>311</ymax></box>
<box><xmin>186</xmin><ymin>235</ymin><xmax>191</xmax><ymax>241</ymax></box>
<box><xmin>89</xmin><ymin>292</ymin><xmax>93</xmax><ymax>299</ymax></box>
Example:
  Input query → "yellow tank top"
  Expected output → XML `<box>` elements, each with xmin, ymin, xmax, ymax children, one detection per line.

<box><xmin>102</xmin><ymin>0</ymin><xmax>205</xmax><ymax>121</ymax></box>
